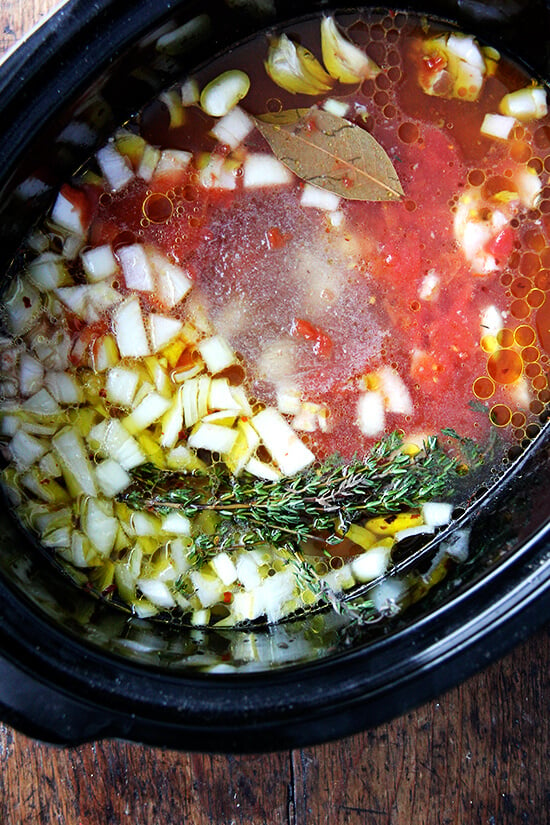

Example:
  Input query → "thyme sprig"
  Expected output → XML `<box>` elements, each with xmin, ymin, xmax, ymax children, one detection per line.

<box><xmin>121</xmin><ymin>431</ymin><xmax>464</xmax><ymax>551</ymax></box>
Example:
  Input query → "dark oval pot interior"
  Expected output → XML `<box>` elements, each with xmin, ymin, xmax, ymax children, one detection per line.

<box><xmin>0</xmin><ymin>0</ymin><xmax>549</xmax><ymax>752</ymax></box>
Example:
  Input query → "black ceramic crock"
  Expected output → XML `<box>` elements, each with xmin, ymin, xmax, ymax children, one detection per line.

<box><xmin>0</xmin><ymin>0</ymin><xmax>549</xmax><ymax>752</ymax></box>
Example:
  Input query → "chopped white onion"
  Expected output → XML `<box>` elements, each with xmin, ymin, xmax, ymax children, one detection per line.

<box><xmin>81</xmin><ymin>245</ymin><xmax>118</xmax><ymax>283</ymax></box>
<box><xmin>251</xmin><ymin>407</ymin><xmax>314</xmax><ymax>476</ymax></box>
<box><xmin>211</xmin><ymin>106</ymin><xmax>254</xmax><ymax>149</ymax></box>
<box><xmin>356</xmin><ymin>391</ymin><xmax>385</xmax><ymax>436</ymax></box>
<box><xmin>300</xmin><ymin>183</ymin><xmax>341</xmax><ymax>211</ymax></box>
<box><xmin>112</xmin><ymin>296</ymin><xmax>150</xmax><ymax>358</ymax></box>
<box><xmin>198</xmin><ymin>334</ymin><xmax>236</xmax><ymax>374</ymax></box>
<box><xmin>117</xmin><ymin>244</ymin><xmax>155</xmax><ymax>292</ymax></box>
<box><xmin>96</xmin><ymin>143</ymin><xmax>135</xmax><ymax>192</ymax></box>
<box><xmin>480</xmin><ymin>113</ymin><xmax>515</xmax><ymax>141</ymax></box>
<box><xmin>243</xmin><ymin>154</ymin><xmax>293</xmax><ymax>188</ymax></box>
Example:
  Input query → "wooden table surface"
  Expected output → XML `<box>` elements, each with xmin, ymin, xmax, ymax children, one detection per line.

<box><xmin>1</xmin><ymin>1</ymin><xmax>549</xmax><ymax>823</ymax></box>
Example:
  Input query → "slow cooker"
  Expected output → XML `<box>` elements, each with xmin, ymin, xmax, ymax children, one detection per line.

<box><xmin>0</xmin><ymin>0</ymin><xmax>548</xmax><ymax>752</ymax></box>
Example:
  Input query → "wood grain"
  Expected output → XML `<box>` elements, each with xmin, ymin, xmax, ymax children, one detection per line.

<box><xmin>0</xmin><ymin>2</ymin><xmax>549</xmax><ymax>823</ymax></box>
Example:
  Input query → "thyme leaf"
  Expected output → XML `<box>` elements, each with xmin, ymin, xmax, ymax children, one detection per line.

<box><xmin>120</xmin><ymin>431</ymin><xmax>465</xmax><ymax>552</ymax></box>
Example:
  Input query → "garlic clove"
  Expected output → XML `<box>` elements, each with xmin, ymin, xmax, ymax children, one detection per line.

<box><xmin>321</xmin><ymin>16</ymin><xmax>380</xmax><ymax>83</ymax></box>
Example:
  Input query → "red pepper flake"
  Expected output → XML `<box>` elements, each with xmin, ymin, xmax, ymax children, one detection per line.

<box><xmin>22</xmin><ymin>296</ymin><xmax>32</xmax><ymax>308</ymax></box>
<box><xmin>223</xmin><ymin>591</ymin><xmax>233</xmax><ymax>604</ymax></box>
<box><xmin>489</xmin><ymin>226</ymin><xmax>515</xmax><ymax>263</ymax></box>
<box><xmin>424</xmin><ymin>53</ymin><xmax>446</xmax><ymax>73</ymax></box>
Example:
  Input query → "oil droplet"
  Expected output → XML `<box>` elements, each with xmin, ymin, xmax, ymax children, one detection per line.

<box><xmin>398</xmin><ymin>122</ymin><xmax>419</xmax><ymax>144</ymax></box>
<box><xmin>511</xmin><ymin>411</ymin><xmax>526</xmax><ymax>427</ymax></box>
<box><xmin>522</xmin><ymin>345</ymin><xmax>540</xmax><ymax>363</ymax></box>
<box><xmin>525</xmin><ymin>362</ymin><xmax>541</xmax><ymax>378</ymax></box>
<box><xmin>143</xmin><ymin>192</ymin><xmax>173</xmax><ymax>224</ymax></box>
<box><xmin>481</xmin><ymin>334</ymin><xmax>499</xmax><ymax>354</ymax></box>
<box><xmin>473</xmin><ymin>376</ymin><xmax>494</xmax><ymax>399</ymax></box>
<box><xmin>534</xmin><ymin>270</ymin><xmax>550</xmax><ymax>290</ymax></box>
<box><xmin>510</xmin><ymin>299</ymin><xmax>530</xmax><ymax>320</ymax></box>
<box><xmin>530</xmin><ymin>399</ymin><xmax>544</xmax><ymax>415</ymax></box>
<box><xmin>496</xmin><ymin>328</ymin><xmax>515</xmax><ymax>348</ymax></box>
<box><xmin>534</xmin><ymin>376</ymin><xmax>548</xmax><ymax>391</ymax></box>
<box><xmin>527</xmin><ymin>289</ymin><xmax>545</xmax><ymax>308</ymax></box>
<box><xmin>514</xmin><ymin>324</ymin><xmax>536</xmax><ymax>346</ymax></box>
<box><xmin>487</xmin><ymin>349</ymin><xmax>523</xmax><ymax>384</ymax></box>
<box><xmin>511</xmin><ymin>276</ymin><xmax>532</xmax><ymax>298</ymax></box>
<box><xmin>490</xmin><ymin>404</ymin><xmax>512</xmax><ymax>426</ymax></box>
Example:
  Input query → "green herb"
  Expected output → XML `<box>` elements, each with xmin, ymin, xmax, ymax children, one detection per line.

<box><xmin>121</xmin><ymin>431</ymin><xmax>464</xmax><ymax>551</ymax></box>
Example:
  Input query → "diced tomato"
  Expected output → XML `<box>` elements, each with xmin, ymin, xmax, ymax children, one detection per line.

<box><xmin>292</xmin><ymin>318</ymin><xmax>333</xmax><ymax>359</ymax></box>
<box><xmin>266</xmin><ymin>226</ymin><xmax>291</xmax><ymax>250</ymax></box>
<box><xmin>488</xmin><ymin>226</ymin><xmax>515</xmax><ymax>263</ymax></box>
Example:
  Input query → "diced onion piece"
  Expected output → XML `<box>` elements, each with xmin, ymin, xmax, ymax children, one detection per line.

<box><xmin>81</xmin><ymin>245</ymin><xmax>119</xmax><ymax>283</ymax></box>
<box><xmin>200</xmin><ymin>70</ymin><xmax>250</xmax><ymax>117</ymax></box>
<box><xmin>19</xmin><ymin>354</ymin><xmax>44</xmax><ymax>397</ymax></box>
<box><xmin>211</xmin><ymin>552</ymin><xmax>238</xmax><ymax>586</ymax></box>
<box><xmin>81</xmin><ymin>497</ymin><xmax>118</xmax><ymax>557</ymax></box>
<box><xmin>209</xmin><ymin>378</ymin><xmax>238</xmax><ymax>411</ymax></box>
<box><xmin>322</xmin><ymin>98</ymin><xmax>350</xmax><ymax>117</ymax></box>
<box><xmin>44</xmin><ymin>371</ymin><xmax>84</xmax><ymax>405</ymax></box>
<box><xmin>137</xmin><ymin>578</ymin><xmax>176</xmax><ymax>609</ymax></box>
<box><xmin>3</xmin><ymin>277</ymin><xmax>42</xmax><ymax>336</ymax></box>
<box><xmin>51</xmin><ymin>186</ymin><xmax>89</xmax><ymax>237</ymax></box>
<box><xmin>165</xmin><ymin>444</ymin><xmax>207</xmax><ymax>472</ymax></box>
<box><xmin>161</xmin><ymin>511</ymin><xmax>192</xmax><ymax>535</ymax></box>
<box><xmin>96</xmin><ymin>458</ymin><xmax>131</xmax><ymax>497</ymax></box>
<box><xmin>52</xmin><ymin>426</ymin><xmax>97</xmax><ymax>497</ymax></box>
<box><xmin>225</xmin><ymin>418</ymin><xmax>260</xmax><ymax>475</ymax></box>
<box><xmin>252</xmin><ymin>569</ymin><xmax>297</xmax><ymax>624</ymax></box>
<box><xmin>235</xmin><ymin>553</ymin><xmax>262</xmax><ymax>589</ymax></box>
<box><xmin>421</xmin><ymin>501</ymin><xmax>453</xmax><ymax>527</ymax></box>
<box><xmin>117</xmin><ymin>244</ymin><xmax>155</xmax><ymax>292</ymax></box>
<box><xmin>91</xmin><ymin>419</ymin><xmax>146</xmax><ymax>470</ymax></box>
<box><xmin>148</xmin><ymin>313</ymin><xmax>184</xmax><ymax>352</ymax></box>
<box><xmin>420</xmin><ymin>33</ymin><xmax>486</xmax><ymax>102</ymax></box>
<box><xmin>377</xmin><ymin>367</ymin><xmax>413</xmax><ymax>415</ymax></box>
<box><xmin>28</xmin><ymin>253</ymin><xmax>72</xmax><ymax>290</ymax></box>
<box><xmin>188</xmin><ymin>421</ymin><xmax>239</xmax><ymax>454</ymax></box>
<box><xmin>356</xmin><ymin>391</ymin><xmax>385</xmax><ymax>436</ymax></box>
<box><xmin>9</xmin><ymin>429</ymin><xmax>47</xmax><ymax>469</ymax></box>
<box><xmin>198</xmin><ymin>155</ymin><xmax>239</xmax><ymax>190</ymax></box>
<box><xmin>180</xmin><ymin>77</ymin><xmax>200</xmax><ymax>106</ymax></box>
<box><xmin>243</xmin><ymin>154</ymin><xmax>293</xmax><ymax>188</ymax></box>
<box><xmin>198</xmin><ymin>334</ymin><xmax>237</xmax><ymax>374</ymax></box>
<box><xmin>122</xmin><ymin>392</ymin><xmax>172</xmax><ymax>434</ymax></box>
<box><xmin>131</xmin><ymin>512</ymin><xmax>162</xmax><ymax>536</ymax></box>
<box><xmin>350</xmin><ymin>545</ymin><xmax>392</xmax><ymax>583</ymax></box>
<box><xmin>480</xmin><ymin>112</ymin><xmax>515</xmax><ymax>141</ymax></box>
<box><xmin>112</xmin><ymin>296</ymin><xmax>150</xmax><ymax>358</ymax></box>
<box><xmin>153</xmin><ymin>149</ymin><xmax>193</xmax><ymax>180</ymax></box>
<box><xmin>147</xmin><ymin>249</ymin><xmax>193</xmax><ymax>308</ymax></box>
<box><xmin>96</xmin><ymin>143</ymin><xmax>135</xmax><ymax>192</ymax></box>
<box><xmin>321</xmin><ymin>15</ymin><xmax>380</xmax><ymax>83</ymax></box>
<box><xmin>265</xmin><ymin>34</ymin><xmax>333</xmax><ymax>95</ymax></box>
<box><xmin>300</xmin><ymin>183</ymin><xmax>341</xmax><ymax>211</ymax></box>
<box><xmin>160</xmin><ymin>389</ymin><xmax>184</xmax><ymax>449</ymax></box>
<box><xmin>499</xmin><ymin>86</ymin><xmax>547</xmax><ymax>121</ymax></box>
<box><xmin>480</xmin><ymin>304</ymin><xmax>504</xmax><ymax>339</ymax></box>
<box><xmin>210</xmin><ymin>106</ymin><xmax>254</xmax><ymax>149</ymax></box>
<box><xmin>251</xmin><ymin>407</ymin><xmax>314</xmax><ymax>476</ymax></box>
<box><xmin>22</xmin><ymin>388</ymin><xmax>61</xmax><ymax>417</ymax></box>
<box><xmin>137</xmin><ymin>144</ymin><xmax>161</xmax><ymax>182</ymax></box>
<box><xmin>244</xmin><ymin>456</ymin><xmax>282</xmax><ymax>481</ymax></box>
<box><xmin>105</xmin><ymin>366</ymin><xmax>140</xmax><ymax>407</ymax></box>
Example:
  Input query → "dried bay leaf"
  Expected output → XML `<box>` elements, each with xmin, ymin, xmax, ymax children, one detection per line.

<box><xmin>255</xmin><ymin>108</ymin><xmax>404</xmax><ymax>201</ymax></box>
